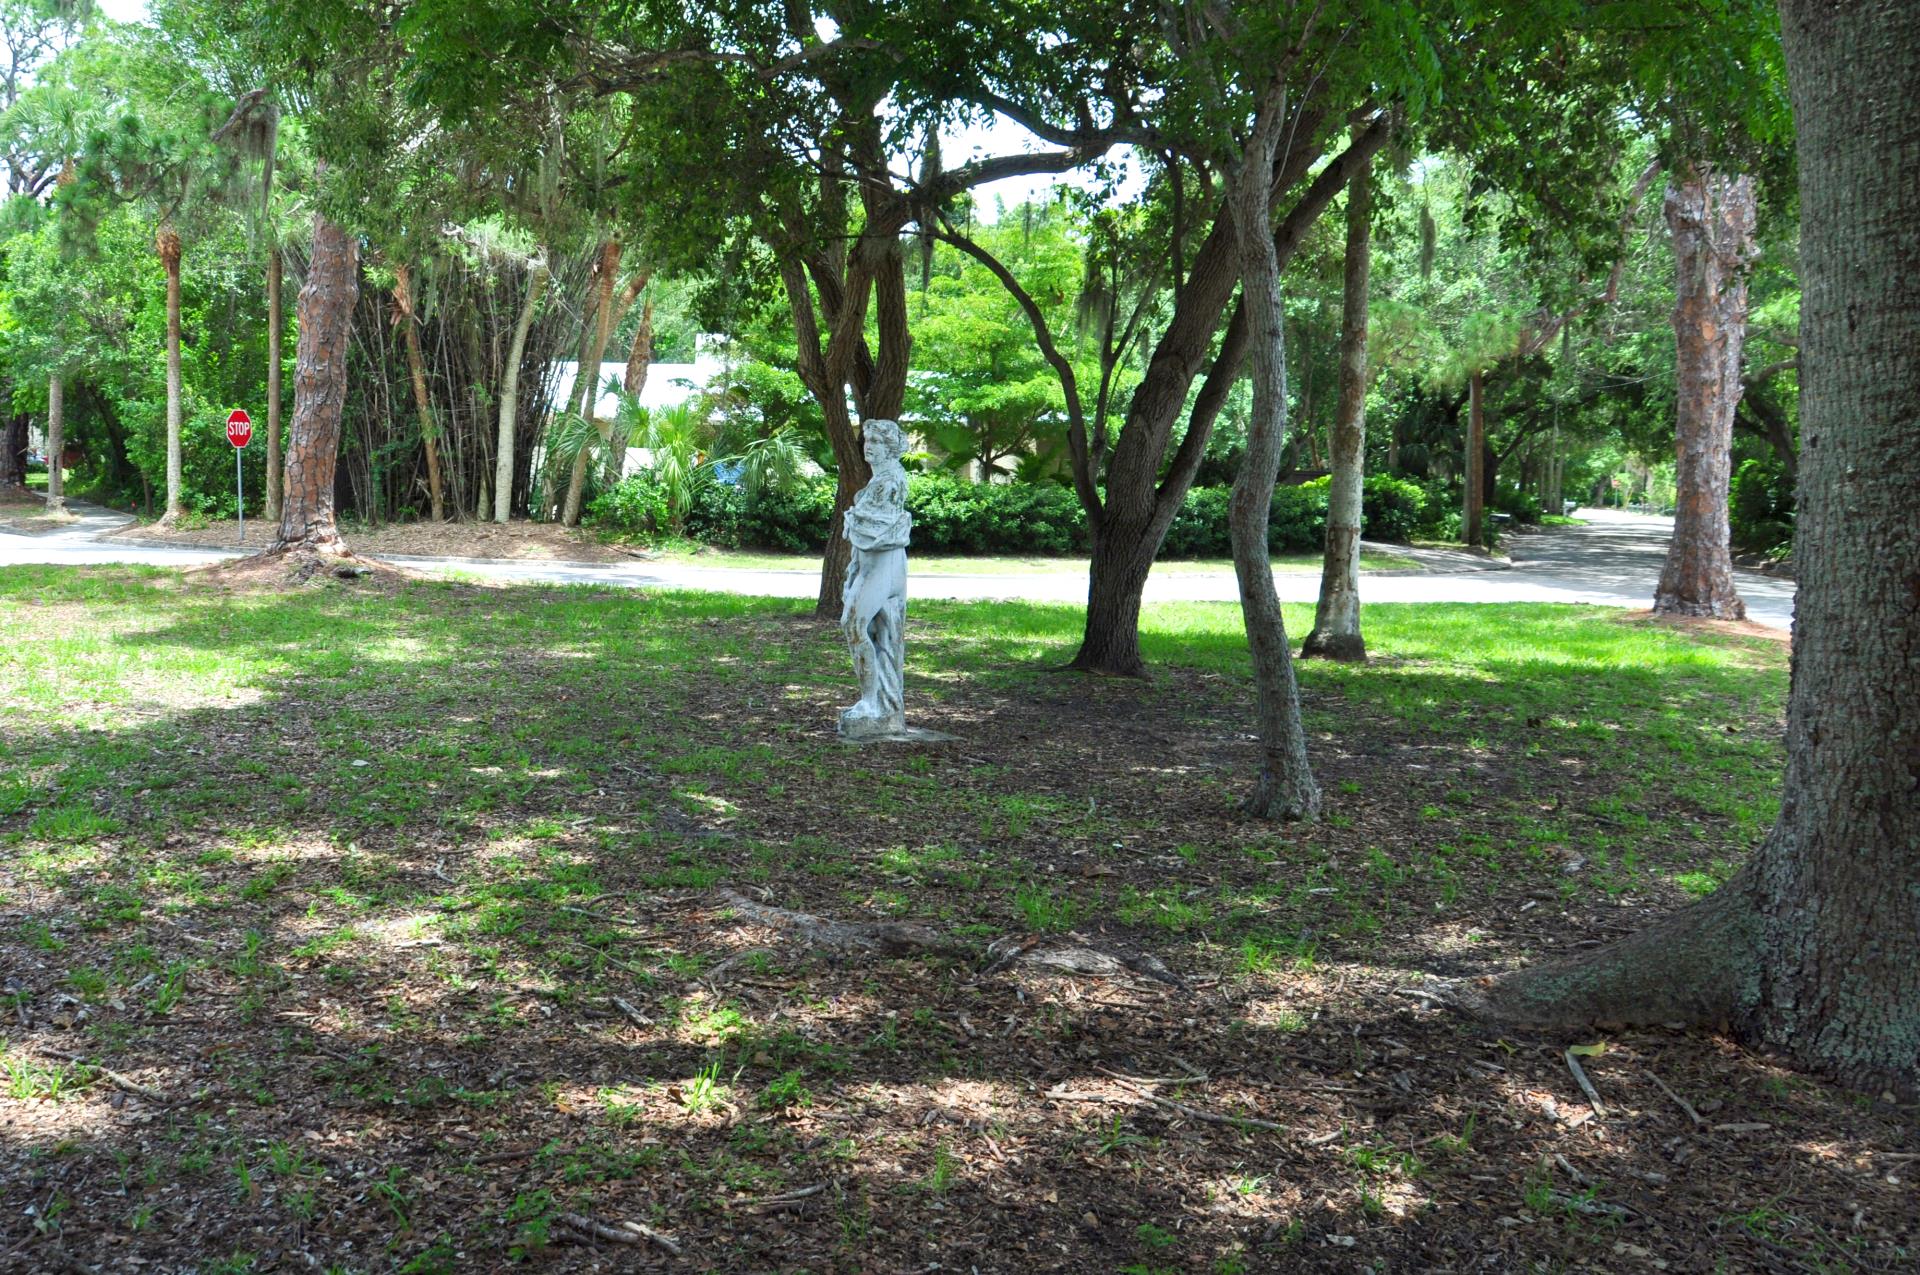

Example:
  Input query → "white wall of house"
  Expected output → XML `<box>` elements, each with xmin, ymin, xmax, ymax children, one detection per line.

<box><xmin>545</xmin><ymin>349</ymin><xmax>727</xmax><ymax>479</ymax></box>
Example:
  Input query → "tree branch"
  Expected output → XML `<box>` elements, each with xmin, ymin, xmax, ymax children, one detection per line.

<box><xmin>933</xmin><ymin>219</ymin><xmax>1103</xmax><ymax>527</ymax></box>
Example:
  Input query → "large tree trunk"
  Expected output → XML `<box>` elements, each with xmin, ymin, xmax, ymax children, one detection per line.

<box><xmin>1225</xmin><ymin>91</ymin><xmax>1320</xmax><ymax>822</ymax></box>
<box><xmin>777</xmin><ymin>252</ymin><xmax>872</xmax><ymax>620</ymax></box>
<box><xmin>0</xmin><ymin>412</ymin><xmax>26</xmax><ymax>490</ymax></box>
<box><xmin>1463</xmin><ymin>370</ymin><xmax>1486</xmax><ymax>546</ymax></box>
<box><xmin>43</xmin><ymin>373</ymin><xmax>63</xmax><ymax>513</ymax></box>
<box><xmin>561</xmin><ymin>239</ymin><xmax>624</xmax><ymax>527</ymax></box>
<box><xmin>1069</xmin><ymin>120</ymin><xmax>1392</xmax><ymax>673</ymax></box>
<box><xmin>493</xmin><ymin>254</ymin><xmax>550</xmax><ymax>524</ymax></box>
<box><xmin>274</xmin><ymin>210</ymin><xmax>359</xmax><ymax>554</ymax></box>
<box><xmin>1479</xmin><ymin>0</ymin><xmax>1920</xmax><ymax>1098</ymax></box>
<box><xmin>1302</xmin><ymin>153</ymin><xmax>1373</xmax><ymax>662</ymax></box>
<box><xmin>1653</xmin><ymin>168</ymin><xmax>1755</xmax><ymax>619</ymax></box>
<box><xmin>158</xmin><ymin>225</ymin><xmax>184</xmax><ymax>523</ymax></box>
<box><xmin>1068</xmin><ymin>303</ymin><xmax>1253</xmax><ymax>677</ymax></box>
<box><xmin>391</xmin><ymin>263</ymin><xmax>445</xmax><ymax>522</ymax></box>
<box><xmin>265</xmin><ymin>247</ymin><xmax>284</xmax><ymax>523</ymax></box>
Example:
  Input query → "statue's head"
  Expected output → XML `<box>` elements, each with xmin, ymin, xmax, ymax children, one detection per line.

<box><xmin>861</xmin><ymin>418</ymin><xmax>907</xmax><ymax>466</ymax></box>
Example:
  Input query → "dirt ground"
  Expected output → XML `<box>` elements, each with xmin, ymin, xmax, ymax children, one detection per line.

<box><xmin>110</xmin><ymin>515</ymin><xmax>650</xmax><ymax>564</ymax></box>
<box><xmin>0</xmin><ymin>486</ymin><xmax>75</xmax><ymax>535</ymax></box>
<box><xmin>0</xmin><ymin>575</ymin><xmax>1911</xmax><ymax>1274</ymax></box>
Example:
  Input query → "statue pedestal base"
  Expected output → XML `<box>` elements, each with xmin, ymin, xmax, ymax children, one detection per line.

<box><xmin>837</xmin><ymin>722</ymin><xmax>959</xmax><ymax>746</ymax></box>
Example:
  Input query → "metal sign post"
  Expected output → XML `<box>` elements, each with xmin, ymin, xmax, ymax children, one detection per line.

<box><xmin>226</xmin><ymin>409</ymin><xmax>253</xmax><ymax>545</ymax></box>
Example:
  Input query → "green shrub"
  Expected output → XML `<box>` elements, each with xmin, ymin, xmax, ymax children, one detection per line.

<box><xmin>1360</xmin><ymin>474</ymin><xmax>1427</xmax><ymax>542</ymax></box>
<box><xmin>585</xmin><ymin>472</ymin><xmax>674</xmax><ymax>537</ymax></box>
<box><xmin>590</xmin><ymin>470</ymin><xmax>1426</xmax><ymax>556</ymax></box>
<box><xmin>1491</xmin><ymin>480</ymin><xmax>1543</xmax><ymax>526</ymax></box>
<box><xmin>1161</xmin><ymin>486</ymin><xmax>1233</xmax><ymax>557</ymax></box>
<box><xmin>904</xmin><ymin>475</ymin><xmax>1083</xmax><ymax>554</ymax></box>
<box><xmin>1729</xmin><ymin>458</ymin><xmax>1794</xmax><ymax>554</ymax></box>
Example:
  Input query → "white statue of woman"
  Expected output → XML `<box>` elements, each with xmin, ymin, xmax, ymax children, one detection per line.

<box><xmin>839</xmin><ymin>419</ymin><xmax>913</xmax><ymax>738</ymax></box>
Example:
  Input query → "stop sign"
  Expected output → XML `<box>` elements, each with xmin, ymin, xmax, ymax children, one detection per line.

<box><xmin>226</xmin><ymin>409</ymin><xmax>252</xmax><ymax>448</ymax></box>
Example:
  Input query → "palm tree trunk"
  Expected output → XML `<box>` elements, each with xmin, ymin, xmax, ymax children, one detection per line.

<box><xmin>43</xmin><ymin>372</ymin><xmax>64</xmax><ymax>513</ymax></box>
<box><xmin>158</xmin><ymin>225</ymin><xmax>184</xmax><ymax>523</ymax></box>
<box><xmin>493</xmin><ymin>254</ymin><xmax>550</xmax><ymax>524</ymax></box>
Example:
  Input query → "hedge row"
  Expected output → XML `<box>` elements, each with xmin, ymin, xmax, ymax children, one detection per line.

<box><xmin>588</xmin><ymin>472</ymin><xmax>1429</xmax><ymax>557</ymax></box>
<box><xmin>1730</xmin><ymin>457</ymin><xmax>1794</xmax><ymax>554</ymax></box>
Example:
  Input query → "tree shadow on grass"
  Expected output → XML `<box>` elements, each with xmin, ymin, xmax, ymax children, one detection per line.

<box><xmin>0</xmin><ymin>570</ymin><xmax>1906</xmax><ymax>1273</ymax></box>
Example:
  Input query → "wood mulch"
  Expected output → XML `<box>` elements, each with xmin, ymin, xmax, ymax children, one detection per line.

<box><xmin>0</xmin><ymin>590</ymin><xmax>1911</xmax><ymax>1273</ymax></box>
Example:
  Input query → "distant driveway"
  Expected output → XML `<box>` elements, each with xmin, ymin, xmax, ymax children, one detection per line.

<box><xmin>0</xmin><ymin>502</ymin><xmax>1794</xmax><ymax>631</ymax></box>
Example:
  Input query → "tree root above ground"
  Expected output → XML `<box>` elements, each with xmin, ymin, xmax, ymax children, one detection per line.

<box><xmin>185</xmin><ymin>546</ymin><xmax>423</xmax><ymax>593</ymax></box>
<box><xmin>714</xmin><ymin>889</ymin><xmax>1190</xmax><ymax>991</ymax></box>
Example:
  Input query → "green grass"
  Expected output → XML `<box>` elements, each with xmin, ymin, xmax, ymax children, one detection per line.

<box><xmin>0</xmin><ymin>563</ymin><xmax>1798</xmax><ymax>1270</ymax></box>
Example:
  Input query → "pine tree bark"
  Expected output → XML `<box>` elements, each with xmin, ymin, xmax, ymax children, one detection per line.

<box><xmin>391</xmin><ymin>263</ymin><xmax>445</xmax><ymax>522</ymax></box>
<box><xmin>158</xmin><ymin>225</ymin><xmax>184</xmax><ymax>523</ymax></box>
<box><xmin>1653</xmin><ymin>168</ymin><xmax>1755</xmax><ymax>619</ymax></box>
<box><xmin>1</xmin><ymin>413</ymin><xmax>26</xmax><ymax>490</ymax></box>
<box><xmin>1479</xmin><ymin>0</ymin><xmax>1920</xmax><ymax>1098</ymax></box>
<box><xmin>43</xmin><ymin>373</ymin><xmax>63</xmax><ymax>513</ymax></box>
<box><xmin>1226</xmin><ymin>88</ymin><xmax>1320</xmax><ymax>822</ymax></box>
<box><xmin>265</xmin><ymin>247</ymin><xmax>284</xmax><ymax>523</ymax></box>
<box><xmin>493</xmin><ymin>254</ymin><xmax>550</xmax><ymax>524</ymax></box>
<box><xmin>274</xmin><ymin>210</ymin><xmax>359</xmax><ymax>554</ymax></box>
<box><xmin>1302</xmin><ymin>153</ymin><xmax>1373</xmax><ymax>662</ymax></box>
<box><xmin>1463</xmin><ymin>371</ymin><xmax>1486</xmax><ymax>546</ymax></box>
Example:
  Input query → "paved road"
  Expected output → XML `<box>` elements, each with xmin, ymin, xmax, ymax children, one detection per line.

<box><xmin>0</xmin><ymin>502</ymin><xmax>1794</xmax><ymax>630</ymax></box>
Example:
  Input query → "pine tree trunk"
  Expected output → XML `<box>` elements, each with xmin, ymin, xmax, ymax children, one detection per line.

<box><xmin>493</xmin><ymin>255</ymin><xmax>549</xmax><ymax>524</ymax></box>
<box><xmin>1480</xmin><ymin>0</ymin><xmax>1920</xmax><ymax>1098</ymax></box>
<box><xmin>1226</xmin><ymin>93</ymin><xmax>1320</xmax><ymax>822</ymax></box>
<box><xmin>1654</xmin><ymin>168</ymin><xmax>1754</xmax><ymax>619</ymax></box>
<box><xmin>603</xmin><ymin>289</ymin><xmax>651</xmax><ymax>488</ymax></box>
<box><xmin>1463</xmin><ymin>371</ymin><xmax>1485</xmax><ymax>546</ymax></box>
<box><xmin>274</xmin><ymin>210</ymin><xmax>359</xmax><ymax>554</ymax></box>
<box><xmin>392</xmin><ymin>263</ymin><xmax>445</xmax><ymax>522</ymax></box>
<box><xmin>1302</xmin><ymin>154</ymin><xmax>1372</xmax><ymax>662</ymax></box>
<box><xmin>265</xmin><ymin>247</ymin><xmax>283</xmax><ymax>523</ymax></box>
<box><xmin>1</xmin><ymin>413</ymin><xmax>26</xmax><ymax>490</ymax></box>
<box><xmin>159</xmin><ymin>226</ymin><xmax>184</xmax><ymax>523</ymax></box>
<box><xmin>561</xmin><ymin>239</ymin><xmax>624</xmax><ymax>527</ymax></box>
<box><xmin>43</xmin><ymin>373</ymin><xmax>63</xmax><ymax>513</ymax></box>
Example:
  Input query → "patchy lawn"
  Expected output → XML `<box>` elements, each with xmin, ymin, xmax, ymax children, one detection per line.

<box><xmin>0</xmin><ymin>567</ymin><xmax>1910</xmax><ymax>1274</ymax></box>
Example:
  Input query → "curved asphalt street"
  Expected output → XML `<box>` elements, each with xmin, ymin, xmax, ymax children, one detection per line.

<box><xmin>0</xmin><ymin>503</ymin><xmax>1794</xmax><ymax>631</ymax></box>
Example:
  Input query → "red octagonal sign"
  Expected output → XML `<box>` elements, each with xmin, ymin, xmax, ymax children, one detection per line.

<box><xmin>226</xmin><ymin>409</ymin><xmax>252</xmax><ymax>449</ymax></box>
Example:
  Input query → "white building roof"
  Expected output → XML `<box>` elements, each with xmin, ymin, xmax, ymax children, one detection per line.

<box><xmin>549</xmin><ymin>349</ymin><xmax>726</xmax><ymax>421</ymax></box>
